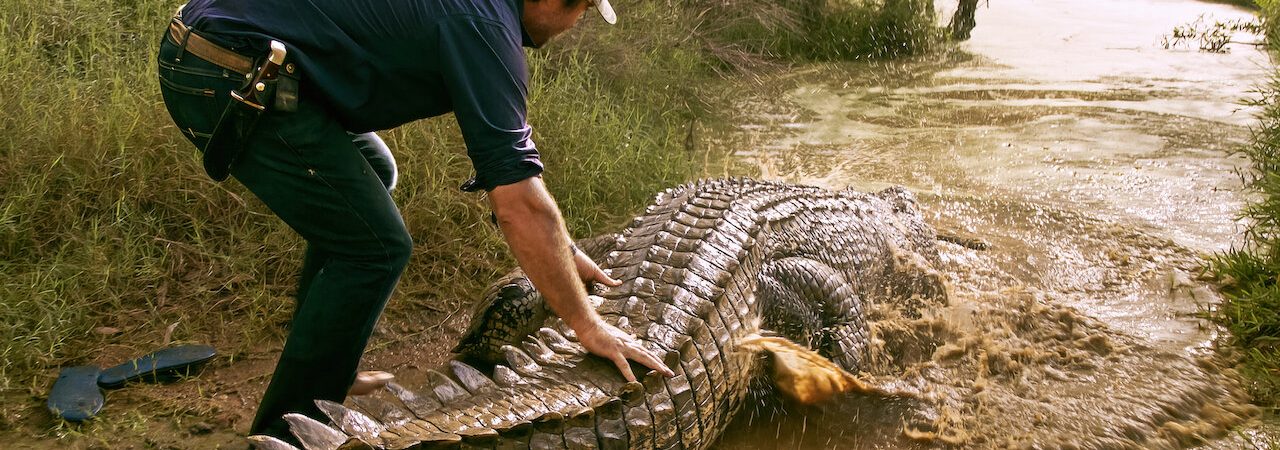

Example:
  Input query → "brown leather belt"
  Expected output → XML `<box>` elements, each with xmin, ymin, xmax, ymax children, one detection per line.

<box><xmin>167</xmin><ymin>19</ymin><xmax>254</xmax><ymax>75</ymax></box>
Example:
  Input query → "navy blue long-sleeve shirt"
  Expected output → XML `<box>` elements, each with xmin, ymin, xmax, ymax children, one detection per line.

<box><xmin>181</xmin><ymin>0</ymin><xmax>542</xmax><ymax>190</ymax></box>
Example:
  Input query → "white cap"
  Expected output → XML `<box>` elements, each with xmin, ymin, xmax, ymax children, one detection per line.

<box><xmin>596</xmin><ymin>0</ymin><xmax>616</xmax><ymax>24</ymax></box>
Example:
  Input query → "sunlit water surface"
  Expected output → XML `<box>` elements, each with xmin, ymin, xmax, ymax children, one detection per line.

<box><xmin>711</xmin><ymin>0</ymin><xmax>1274</xmax><ymax>448</ymax></box>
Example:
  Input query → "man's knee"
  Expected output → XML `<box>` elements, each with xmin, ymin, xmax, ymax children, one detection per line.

<box><xmin>314</xmin><ymin>223</ymin><xmax>410</xmax><ymax>272</ymax></box>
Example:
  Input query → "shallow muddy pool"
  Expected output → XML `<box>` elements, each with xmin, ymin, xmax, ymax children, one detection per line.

<box><xmin>712</xmin><ymin>0</ymin><xmax>1273</xmax><ymax>448</ymax></box>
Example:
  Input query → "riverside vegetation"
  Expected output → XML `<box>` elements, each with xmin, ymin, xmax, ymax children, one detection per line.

<box><xmin>0</xmin><ymin>0</ymin><xmax>944</xmax><ymax>442</ymax></box>
<box><xmin>1207</xmin><ymin>0</ymin><xmax>1280</xmax><ymax>409</ymax></box>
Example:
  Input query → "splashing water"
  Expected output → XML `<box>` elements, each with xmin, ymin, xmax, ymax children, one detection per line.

<box><xmin>713</xmin><ymin>0</ymin><xmax>1272</xmax><ymax>448</ymax></box>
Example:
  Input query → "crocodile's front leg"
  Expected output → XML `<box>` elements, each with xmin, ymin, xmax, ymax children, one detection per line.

<box><xmin>757</xmin><ymin>257</ymin><xmax>869</xmax><ymax>372</ymax></box>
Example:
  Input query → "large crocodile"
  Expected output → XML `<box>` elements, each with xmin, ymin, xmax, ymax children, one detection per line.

<box><xmin>249</xmin><ymin>178</ymin><xmax>948</xmax><ymax>450</ymax></box>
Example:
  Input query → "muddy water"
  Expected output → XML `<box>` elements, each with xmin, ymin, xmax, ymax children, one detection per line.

<box><xmin>712</xmin><ymin>0</ymin><xmax>1272</xmax><ymax>448</ymax></box>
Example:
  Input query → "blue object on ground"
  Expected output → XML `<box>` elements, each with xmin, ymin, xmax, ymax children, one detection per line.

<box><xmin>47</xmin><ymin>365</ymin><xmax>104</xmax><ymax>422</ymax></box>
<box><xmin>97</xmin><ymin>344</ymin><xmax>217</xmax><ymax>389</ymax></box>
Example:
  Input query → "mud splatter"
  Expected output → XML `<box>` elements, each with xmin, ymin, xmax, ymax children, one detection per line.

<box><xmin>716</xmin><ymin>238</ymin><xmax>1258</xmax><ymax>449</ymax></box>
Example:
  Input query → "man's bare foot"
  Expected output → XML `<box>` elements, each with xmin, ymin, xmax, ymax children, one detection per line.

<box><xmin>348</xmin><ymin>371</ymin><xmax>394</xmax><ymax>396</ymax></box>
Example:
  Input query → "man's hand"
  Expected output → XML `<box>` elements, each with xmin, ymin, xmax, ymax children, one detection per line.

<box><xmin>572</xmin><ymin>245</ymin><xmax>621</xmax><ymax>287</ymax></box>
<box><xmin>571</xmin><ymin>252</ymin><xmax>669</xmax><ymax>382</ymax></box>
<box><xmin>576</xmin><ymin>317</ymin><xmax>675</xmax><ymax>382</ymax></box>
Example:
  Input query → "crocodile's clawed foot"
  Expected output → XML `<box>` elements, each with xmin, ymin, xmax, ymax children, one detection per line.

<box><xmin>741</xmin><ymin>334</ymin><xmax>874</xmax><ymax>404</ymax></box>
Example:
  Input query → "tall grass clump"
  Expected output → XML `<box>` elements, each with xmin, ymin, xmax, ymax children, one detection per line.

<box><xmin>790</xmin><ymin>0</ymin><xmax>941</xmax><ymax>59</ymax></box>
<box><xmin>702</xmin><ymin>0</ymin><xmax>944</xmax><ymax>61</ymax></box>
<box><xmin>1208</xmin><ymin>0</ymin><xmax>1280</xmax><ymax>407</ymax></box>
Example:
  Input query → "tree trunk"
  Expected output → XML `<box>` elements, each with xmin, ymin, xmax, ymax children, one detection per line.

<box><xmin>949</xmin><ymin>0</ymin><xmax>979</xmax><ymax>41</ymax></box>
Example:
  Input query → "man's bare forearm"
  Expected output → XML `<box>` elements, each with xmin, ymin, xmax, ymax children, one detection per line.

<box><xmin>488</xmin><ymin>176</ymin><xmax>673</xmax><ymax>381</ymax></box>
<box><xmin>488</xmin><ymin>177</ymin><xmax>601</xmax><ymax>333</ymax></box>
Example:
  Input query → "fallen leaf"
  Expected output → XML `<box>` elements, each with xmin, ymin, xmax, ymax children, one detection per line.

<box><xmin>162</xmin><ymin>321</ymin><xmax>180</xmax><ymax>346</ymax></box>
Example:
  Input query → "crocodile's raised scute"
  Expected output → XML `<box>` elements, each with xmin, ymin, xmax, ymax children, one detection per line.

<box><xmin>251</xmin><ymin>178</ymin><xmax>948</xmax><ymax>450</ymax></box>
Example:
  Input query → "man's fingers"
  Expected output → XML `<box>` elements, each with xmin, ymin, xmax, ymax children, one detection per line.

<box><xmin>612</xmin><ymin>354</ymin><xmax>637</xmax><ymax>382</ymax></box>
<box><xmin>627</xmin><ymin>345</ymin><xmax>675</xmax><ymax>377</ymax></box>
<box><xmin>595</xmin><ymin>268</ymin><xmax>622</xmax><ymax>286</ymax></box>
<box><xmin>581</xmin><ymin>322</ymin><xmax>673</xmax><ymax>382</ymax></box>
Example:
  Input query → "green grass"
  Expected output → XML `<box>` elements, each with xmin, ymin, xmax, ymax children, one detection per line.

<box><xmin>1212</xmin><ymin>0</ymin><xmax>1264</xmax><ymax>9</ymax></box>
<box><xmin>789</xmin><ymin>0</ymin><xmax>941</xmax><ymax>59</ymax></box>
<box><xmin>1209</xmin><ymin>250</ymin><xmax>1280</xmax><ymax>404</ymax></box>
<box><xmin>1207</xmin><ymin>0</ymin><xmax>1280</xmax><ymax>408</ymax></box>
<box><xmin>0</xmin><ymin>0</ymin><xmax>942</xmax><ymax>429</ymax></box>
<box><xmin>701</xmin><ymin>0</ymin><xmax>943</xmax><ymax>62</ymax></box>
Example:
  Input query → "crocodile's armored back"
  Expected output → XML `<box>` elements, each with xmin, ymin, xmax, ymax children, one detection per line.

<box><xmin>253</xmin><ymin>178</ymin><xmax>946</xmax><ymax>450</ymax></box>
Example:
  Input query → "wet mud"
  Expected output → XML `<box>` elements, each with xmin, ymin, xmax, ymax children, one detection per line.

<box><xmin>713</xmin><ymin>0</ymin><xmax>1272</xmax><ymax>448</ymax></box>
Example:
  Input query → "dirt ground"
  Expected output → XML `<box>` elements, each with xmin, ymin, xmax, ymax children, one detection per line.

<box><xmin>0</xmin><ymin>307</ymin><xmax>472</xmax><ymax>450</ymax></box>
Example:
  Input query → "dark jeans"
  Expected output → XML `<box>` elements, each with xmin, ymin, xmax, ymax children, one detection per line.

<box><xmin>156</xmin><ymin>31</ymin><xmax>410</xmax><ymax>442</ymax></box>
